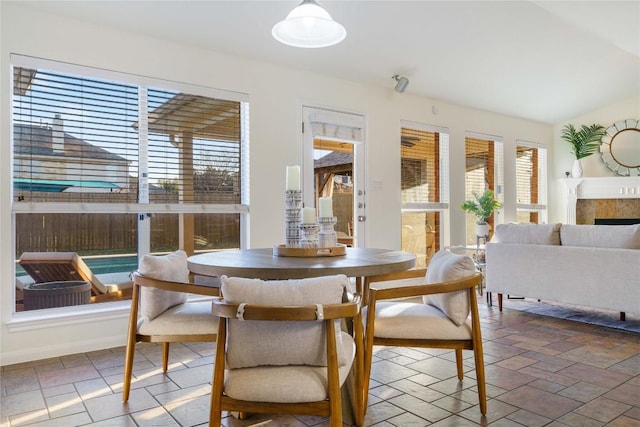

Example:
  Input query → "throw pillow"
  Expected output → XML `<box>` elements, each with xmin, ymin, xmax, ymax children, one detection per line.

<box><xmin>493</xmin><ymin>223</ymin><xmax>561</xmax><ymax>245</ymax></box>
<box><xmin>221</xmin><ymin>274</ymin><xmax>348</xmax><ymax>369</ymax></box>
<box><xmin>138</xmin><ymin>250</ymin><xmax>189</xmax><ymax>321</ymax></box>
<box><xmin>560</xmin><ymin>224</ymin><xmax>640</xmax><ymax>249</ymax></box>
<box><xmin>422</xmin><ymin>250</ymin><xmax>475</xmax><ymax>326</ymax></box>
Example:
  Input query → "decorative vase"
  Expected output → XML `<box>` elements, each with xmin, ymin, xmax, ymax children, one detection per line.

<box><xmin>571</xmin><ymin>159</ymin><xmax>583</xmax><ymax>178</ymax></box>
<box><xmin>475</xmin><ymin>222</ymin><xmax>489</xmax><ymax>238</ymax></box>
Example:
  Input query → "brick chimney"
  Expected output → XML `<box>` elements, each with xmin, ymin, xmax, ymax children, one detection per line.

<box><xmin>52</xmin><ymin>114</ymin><xmax>64</xmax><ymax>152</ymax></box>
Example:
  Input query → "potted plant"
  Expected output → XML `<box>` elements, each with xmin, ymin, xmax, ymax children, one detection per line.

<box><xmin>561</xmin><ymin>123</ymin><xmax>605</xmax><ymax>178</ymax></box>
<box><xmin>461</xmin><ymin>189</ymin><xmax>501</xmax><ymax>237</ymax></box>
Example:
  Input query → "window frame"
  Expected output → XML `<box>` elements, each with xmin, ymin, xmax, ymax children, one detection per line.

<box><xmin>400</xmin><ymin>121</ymin><xmax>450</xmax><ymax>265</ymax></box>
<box><xmin>515</xmin><ymin>140</ymin><xmax>548</xmax><ymax>224</ymax></box>
<box><xmin>10</xmin><ymin>54</ymin><xmax>250</xmax><ymax>319</ymax></box>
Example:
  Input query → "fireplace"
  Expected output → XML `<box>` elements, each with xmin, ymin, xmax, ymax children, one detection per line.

<box><xmin>594</xmin><ymin>218</ymin><xmax>640</xmax><ymax>225</ymax></box>
<box><xmin>565</xmin><ymin>177</ymin><xmax>640</xmax><ymax>225</ymax></box>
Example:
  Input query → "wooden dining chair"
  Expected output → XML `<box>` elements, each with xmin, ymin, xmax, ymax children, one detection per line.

<box><xmin>209</xmin><ymin>274</ymin><xmax>364</xmax><ymax>427</ymax></box>
<box><xmin>122</xmin><ymin>250</ymin><xmax>219</xmax><ymax>402</ymax></box>
<box><xmin>362</xmin><ymin>250</ymin><xmax>487</xmax><ymax>416</ymax></box>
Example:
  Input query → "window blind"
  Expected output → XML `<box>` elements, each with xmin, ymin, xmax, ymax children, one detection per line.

<box><xmin>516</xmin><ymin>142</ymin><xmax>547</xmax><ymax>222</ymax></box>
<box><xmin>400</xmin><ymin>121</ymin><xmax>449</xmax><ymax>210</ymax></box>
<box><xmin>12</xmin><ymin>65</ymin><xmax>244</xmax><ymax>207</ymax></box>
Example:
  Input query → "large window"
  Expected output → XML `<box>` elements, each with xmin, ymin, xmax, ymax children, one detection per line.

<box><xmin>12</xmin><ymin>55</ymin><xmax>249</xmax><ymax>312</ymax></box>
<box><xmin>464</xmin><ymin>134</ymin><xmax>503</xmax><ymax>244</ymax></box>
<box><xmin>516</xmin><ymin>142</ymin><xmax>547</xmax><ymax>224</ymax></box>
<box><xmin>400</xmin><ymin>122</ymin><xmax>449</xmax><ymax>267</ymax></box>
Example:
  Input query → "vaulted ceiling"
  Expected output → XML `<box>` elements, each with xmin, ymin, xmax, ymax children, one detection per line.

<box><xmin>14</xmin><ymin>1</ymin><xmax>640</xmax><ymax>124</ymax></box>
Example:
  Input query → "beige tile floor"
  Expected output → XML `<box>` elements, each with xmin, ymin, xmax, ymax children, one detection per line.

<box><xmin>1</xmin><ymin>299</ymin><xmax>639</xmax><ymax>426</ymax></box>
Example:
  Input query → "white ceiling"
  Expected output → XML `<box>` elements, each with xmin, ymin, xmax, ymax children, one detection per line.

<box><xmin>15</xmin><ymin>1</ymin><xmax>640</xmax><ymax>124</ymax></box>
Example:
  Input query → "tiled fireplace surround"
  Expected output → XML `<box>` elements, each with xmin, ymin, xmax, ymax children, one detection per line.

<box><xmin>565</xmin><ymin>177</ymin><xmax>640</xmax><ymax>225</ymax></box>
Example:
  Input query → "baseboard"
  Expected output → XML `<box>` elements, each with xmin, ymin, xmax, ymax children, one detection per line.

<box><xmin>1</xmin><ymin>334</ymin><xmax>126</xmax><ymax>366</ymax></box>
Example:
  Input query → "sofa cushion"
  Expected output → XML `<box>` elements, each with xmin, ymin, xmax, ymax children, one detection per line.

<box><xmin>493</xmin><ymin>223</ymin><xmax>561</xmax><ymax>245</ymax></box>
<box><xmin>220</xmin><ymin>274</ymin><xmax>349</xmax><ymax>369</ymax></box>
<box><xmin>138</xmin><ymin>250</ymin><xmax>189</xmax><ymax>321</ymax></box>
<box><xmin>560</xmin><ymin>224</ymin><xmax>640</xmax><ymax>249</ymax></box>
<box><xmin>422</xmin><ymin>250</ymin><xmax>475</xmax><ymax>326</ymax></box>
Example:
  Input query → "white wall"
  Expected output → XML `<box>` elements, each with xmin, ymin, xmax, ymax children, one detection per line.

<box><xmin>1</xmin><ymin>3</ymin><xmax>553</xmax><ymax>365</ymax></box>
<box><xmin>549</xmin><ymin>97</ymin><xmax>640</xmax><ymax>223</ymax></box>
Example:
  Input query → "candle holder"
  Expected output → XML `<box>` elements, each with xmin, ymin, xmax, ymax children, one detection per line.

<box><xmin>285</xmin><ymin>190</ymin><xmax>302</xmax><ymax>247</ymax></box>
<box><xmin>318</xmin><ymin>216</ymin><xmax>337</xmax><ymax>248</ymax></box>
<box><xmin>300</xmin><ymin>223</ymin><xmax>319</xmax><ymax>248</ymax></box>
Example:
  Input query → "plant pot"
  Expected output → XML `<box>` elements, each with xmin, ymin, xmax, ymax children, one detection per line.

<box><xmin>571</xmin><ymin>159</ymin><xmax>583</xmax><ymax>178</ymax></box>
<box><xmin>475</xmin><ymin>222</ymin><xmax>489</xmax><ymax>237</ymax></box>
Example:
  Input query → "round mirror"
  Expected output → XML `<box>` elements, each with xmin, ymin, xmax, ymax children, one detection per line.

<box><xmin>600</xmin><ymin>119</ymin><xmax>640</xmax><ymax>176</ymax></box>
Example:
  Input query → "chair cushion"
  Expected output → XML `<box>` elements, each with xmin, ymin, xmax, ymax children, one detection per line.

<box><xmin>365</xmin><ymin>302</ymin><xmax>472</xmax><ymax>340</ymax></box>
<box><xmin>422</xmin><ymin>250</ymin><xmax>475</xmax><ymax>326</ymax></box>
<box><xmin>224</xmin><ymin>331</ymin><xmax>355</xmax><ymax>403</ymax></box>
<box><xmin>220</xmin><ymin>274</ymin><xmax>349</xmax><ymax>369</ymax></box>
<box><xmin>138</xmin><ymin>250</ymin><xmax>189</xmax><ymax>321</ymax></box>
<box><xmin>138</xmin><ymin>300</ymin><xmax>217</xmax><ymax>335</ymax></box>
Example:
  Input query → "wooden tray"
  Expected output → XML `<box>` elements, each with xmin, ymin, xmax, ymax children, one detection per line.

<box><xmin>273</xmin><ymin>244</ymin><xmax>347</xmax><ymax>257</ymax></box>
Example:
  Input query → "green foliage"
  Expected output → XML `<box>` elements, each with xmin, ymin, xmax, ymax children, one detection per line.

<box><xmin>561</xmin><ymin>123</ymin><xmax>606</xmax><ymax>160</ymax></box>
<box><xmin>460</xmin><ymin>190</ymin><xmax>501</xmax><ymax>223</ymax></box>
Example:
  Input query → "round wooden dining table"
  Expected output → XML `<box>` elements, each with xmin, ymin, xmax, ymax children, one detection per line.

<box><xmin>187</xmin><ymin>247</ymin><xmax>416</xmax><ymax>280</ymax></box>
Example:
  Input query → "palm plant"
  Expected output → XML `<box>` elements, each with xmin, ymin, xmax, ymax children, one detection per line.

<box><xmin>461</xmin><ymin>190</ymin><xmax>501</xmax><ymax>224</ymax></box>
<box><xmin>561</xmin><ymin>123</ymin><xmax>605</xmax><ymax>159</ymax></box>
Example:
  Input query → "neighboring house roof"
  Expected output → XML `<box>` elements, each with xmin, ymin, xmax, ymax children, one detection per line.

<box><xmin>13</xmin><ymin>123</ymin><xmax>129</xmax><ymax>163</ymax></box>
<box><xmin>314</xmin><ymin>151</ymin><xmax>352</xmax><ymax>169</ymax></box>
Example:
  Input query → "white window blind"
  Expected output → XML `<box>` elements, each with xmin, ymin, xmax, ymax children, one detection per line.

<box><xmin>308</xmin><ymin>111</ymin><xmax>363</xmax><ymax>143</ymax></box>
<box><xmin>400</xmin><ymin>121</ymin><xmax>449</xmax><ymax>210</ymax></box>
<box><xmin>516</xmin><ymin>141</ymin><xmax>547</xmax><ymax>223</ymax></box>
<box><xmin>12</xmin><ymin>59</ymin><xmax>246</xmax><ymax>209</ymax></box>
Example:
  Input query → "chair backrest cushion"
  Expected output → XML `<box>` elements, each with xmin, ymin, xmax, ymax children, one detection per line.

<box><xmin>138</xmin><ymin>250</ymin><xmax>189</xmax><ymax>321</ymax></box>
<box><xmin>220</xmin><ymin>274</ymin><xmax>348</xmax><ymax>369</ymax></box>
<box><xmin>423</xmin><ymin>250</ymin><xmax>475</xmax><ymax>326</ymax></box>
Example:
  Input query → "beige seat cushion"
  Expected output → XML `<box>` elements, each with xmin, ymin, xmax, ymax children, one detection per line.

<box><xmin>224</xmin><ymin>331</ymin><xmax>355</xmax><ymax>403</ymax></box>
<box><xmin>366</xmin><ymin>301</ymin><xmax>472</xmax><ymax>340</ymax></box>
<box><xmin>138</xmin><ymin>250</ymin><xmax>189</xmax><ymax>321</ymax></box>
<box><xmin>138</xmin><ymin>300</ymin><xmax>217</xmax><ymax>335</ymax></box>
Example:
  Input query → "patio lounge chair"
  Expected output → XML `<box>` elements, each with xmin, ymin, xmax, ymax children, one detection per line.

<box><xmin>18</xmin><ymin>252</ymin><xmax>133</xmax><ymax>303</ymax></box>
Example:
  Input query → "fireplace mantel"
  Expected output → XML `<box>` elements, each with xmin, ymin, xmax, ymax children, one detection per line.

<box><xmin>565</xmin><ymin>177</ymin><xmax>640</xmax><ymax>224</ymax></box>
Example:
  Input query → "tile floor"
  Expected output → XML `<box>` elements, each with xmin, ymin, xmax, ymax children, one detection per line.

<box><xmin>1</xmin><ymin>299</ymin><xmax>639</xmax><ymax>427</ymax></box>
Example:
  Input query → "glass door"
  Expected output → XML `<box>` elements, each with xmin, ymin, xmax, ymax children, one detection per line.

<box><xmin>302</xmin><ymin>106</ymin><xmax>366</xmax><ymax>247</ymax></box>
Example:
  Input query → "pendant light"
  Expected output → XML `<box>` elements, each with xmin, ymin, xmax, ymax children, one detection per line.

<box><xmin>272</xmin><ymin>0</ymin><xmax>346</xmax><ymax>48</ymax></box>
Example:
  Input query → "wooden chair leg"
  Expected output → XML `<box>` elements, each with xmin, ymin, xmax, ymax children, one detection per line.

<box><xmin>455</xmin><ymin>348</ymin><xmax>464</xmax><ymax>380</ymax></box>
<box><xmin>122</xmin><ymin>335</ymin><xmax>136</xmax><ymax>402</ymax></box>
<box><xmin>472</xmin><ymin>332</ymin><xmax>487</xmax><ymax>415</ymax></box>
<box><xmin>162</xmin><ymin>342</ymin><xmax>170</xmax><ymax>372</ymax></box>
<box><xmin>498</xmin><ymin>293</ymin><xmax>503</xmax><ymax>311</ymax></box>
<box><xmin>210</xmin><ymin>319</ymin><xmax>227</xmax><ymax>426</ymax></box>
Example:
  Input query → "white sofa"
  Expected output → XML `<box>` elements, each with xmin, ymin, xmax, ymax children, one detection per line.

<box><xmin>485</xmin><ymin>223</ymin><xmax>640</xmax><ymax>320</ymax></box>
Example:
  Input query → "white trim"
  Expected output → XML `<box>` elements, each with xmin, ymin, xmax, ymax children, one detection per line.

<box><xmin>7</xmin><ymin>301</ymin><xmax>130</xmax><ymax>332</ymax></box>
<box><xmin>11</xmin><ymin>53</ymin><xmax>249</xmax><ymax>103</ymax></box>
<box><xmin>465</xmin><ymin>130</ymin><xmax>504</xmax><ymax>142</ymax></box>
<box><xmin>400</xmin><ymin>120</ymin><xmax>449</xmax><ymax>135</ymax></box>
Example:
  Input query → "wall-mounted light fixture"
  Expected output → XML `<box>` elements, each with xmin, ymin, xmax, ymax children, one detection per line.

<box><xmin>272</xmin><ymin>0</ymin><xmax>346</xmax><ymax>48</ymax></box>
<box><xmin>393</xmin><ymin>75</ymin><xmax>409</xmax><ymax>93</ymax></box>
